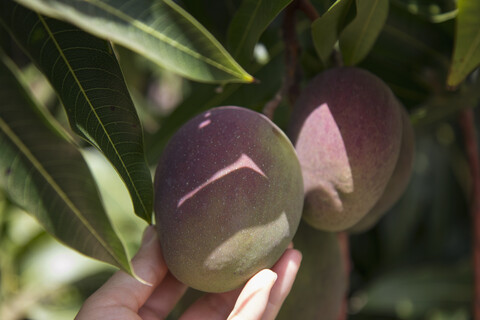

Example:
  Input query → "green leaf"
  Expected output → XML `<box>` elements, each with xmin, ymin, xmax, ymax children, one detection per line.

<box><xmin>0</xmin><ymin>53</ymin><xmax>137</xmax><ymax>279</ymax></box>
<box><xmin>354</xmin><ymin>263</ymin><xmax>472</xmax><ymax>318</ymax></box>
<box><xmin>227</xmin><ymin>0</ymin><xmax>292</xmax><ymax>66</ymax></box>
<box><xmin>15</xmin><ymin>0</ymin><xmax>253</xmax><ymax>84</ymax></box>
<box><xmin>311</xmin><ymin>0</ymin><xmax>354</xmax><ymax>65</ymax></box>
<box><xmin>339</xmin><ymin>0</ymin><xmax>389</xmax><ymax>66</ymax></box>
<box><xmin>146</xmin><ymin>47</ymin><xmax>286</xmax><ymax>166</ymax></box>
<box><xmin>447</xmin><ymin>0</ymin><xmax>480</xmax><ymax>87</ymax></box>
<box><xmin>0</xmin><ymin>2</ymin><xmax>153</xmax><ymax>223</ymax></box>
<box><xmin>357</xmin><ymin>2</ymin><xmax>451</xmax><ymax>107</ymax></box>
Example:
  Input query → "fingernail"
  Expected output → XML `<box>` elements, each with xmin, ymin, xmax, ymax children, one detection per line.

<box><xmin>271</xmin><ymin>270</ymin><xmax>278</xmax><ymax>283</ymax></box>
<box><xmin>262</xmin><ymin>269</ymin><xmax>278</xmax><ymax>285</ymax></box>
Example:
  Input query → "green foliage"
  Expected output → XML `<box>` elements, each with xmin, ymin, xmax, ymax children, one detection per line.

<box><xmin>355</xmin><ymin>262</ymin><xmax>472</xmax><ymax>318</ymax></box>
<box><xmin>0</xmin><ymin>0</ymin><xmax>478</xmax><ymax>318</ymax></box>
<box><xmin>447</xmin><ymin>0</ymin><xmax>480</xmax><ymax>87</ymax></box>
<box><xmin>339</xmin><ymin>0</ymin><xmax>389</xmax><ymax>65</ymax></box>
<box><xmin>0</xmin><ymin>54</ymin><xmax>135</xmax><ymax>278</ymax></box>
<box><xmin>227</xmin><ymin>0</ymin><xmax>293</xmax><ymax>67</ymax></box>
<box><xmin>15</xmin><ymin>0</ymin><xmax>253</xmax><ymax>83</ymax></box>
<box><xmin>0</xmin><ymin>2</ymin><xmax>153</xmax><ymax>223</ymax></box>
<box><xmin>312</xmin><ymin>0</ymin><xmax>354</xmax><ymax>65</ymax></box>
<box><xmin>312</xmin><ymin>0</ymin><xmax>389</xmax><ymax>66</ymax></box>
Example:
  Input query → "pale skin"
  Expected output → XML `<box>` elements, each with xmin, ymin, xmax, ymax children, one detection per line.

<box><xmin>76</xmin><ymin>225</ymin><xmax>302</xmax><ymax>320</ymax></box>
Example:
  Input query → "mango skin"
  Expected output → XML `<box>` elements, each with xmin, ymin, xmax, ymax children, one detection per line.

<box><xmin>277</xmin><ymin>221</ymin><xmax>347</xmax><ymax>320</ymax></box>
<box><xmin>288</xmin><ymin>67</ymin><xmax>403</xmax><ymax>231</ymax></box>
<box><xmin>349</xmin><ymin>108</ymin><xmax>415</xmax><ymax>233</ymax></box>
<box><xmin>154</xmin><ymin>106</ymin><xmax>304</xmax><ymax>293</ymax></box>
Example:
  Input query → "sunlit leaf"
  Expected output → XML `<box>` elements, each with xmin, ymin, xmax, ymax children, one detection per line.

<box><xmin>14</xmin><ymin>0</ymin><xmax>253</xmax><ymax>83</ymax></box>
<box><xmin>0</xmin><ymin>53</ymin><xmax>136</xmax><ymax>278</ymax></box>
<box><xmin>340</xmin><ymin>0</ymin><xmax>389</xmax><ymax>66</ymax></box>
<box><xmin>447</xmin><ymin>0</ymin><xmax>480</xmax><ymax>87</ymax></box>
<box><xmin>145</xmin><ymin>21</ymin><xmax>313</xmax><ymax>165</ymax></box>
<box><xmin>227</xmin><ymin>0</ymin><xmax>292</xmax><ymax>66</ymax></box>
<box><xmin>311</xmin><ymin>0</ymin><xmax>354</xmax><ymax>65</ymax></box>
<box><xmin>0</xmin><ymin>2</ymin><xmax>153</xmax><ymax>223</ymax></box>
<box><xmin>146</xmin><ymin>48</ymin><xmax>285</xmax><ymax>166</ymax></box>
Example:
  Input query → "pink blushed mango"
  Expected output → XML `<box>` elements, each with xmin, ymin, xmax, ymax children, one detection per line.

<box><xmin>349</xmin><ymin>108</ymin><xmax>415</xmax><ymax>233</ymax></box>
<box><xmin>154</xmin><ymin>106</ymin><xmax>304</xmax><ymax>293</ymax></box>
<box><xmin>289</xmin><ymin>67</ymin><xmax>403</xmax><ymax>231</ymax></box>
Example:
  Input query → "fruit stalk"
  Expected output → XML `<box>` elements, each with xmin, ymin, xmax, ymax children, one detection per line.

<box><xmin>459</xmin><ymin>108</ymin><xmax>480</xmax><ymax>319</ymax></box>
<box><xmin>337</xmin><ymin>231</ymin><xmax>350</xmax><ymax>320</ymax></box>
<box><xmin>263</xmin><ymin>0</ymin><xmax>301</xmax><ymax>119</ymax></box>
<box><xmin>298</xmin><ymin>0</ymin><xmax>320</xmax><ymax>21</ymax></box>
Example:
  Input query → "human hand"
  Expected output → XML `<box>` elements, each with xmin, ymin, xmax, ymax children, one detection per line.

<box><xmin>76</xmin><ymin>225</ymin><xmax>302</xmax><ymax>320</ymax></box>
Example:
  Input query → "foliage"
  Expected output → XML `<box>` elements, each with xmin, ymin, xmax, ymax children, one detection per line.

<box><xmin>0</xmin><ymin>0</ymin><xmax>479</xmax><ymax>319</ymax></box>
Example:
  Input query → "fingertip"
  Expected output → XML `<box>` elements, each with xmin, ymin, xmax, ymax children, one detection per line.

<box><xmin>267</xmin><ymin>269</ymin><xmax>278</xmax><ymax>284</ymax></box>
<box><xmin>251</xmin><ymin>269</ymin><xmax>278</xmax><ymax>289</ymax></box>
<box><xmin>262</xmin><ymin>268</ymin><xmax>278</xmax><ymax>280</ymax></box>
<box><xmin>141</xmin><ymin>225</ymin><xmax>157</xmax><ymax>246</ymax></box>
<box><xmin>274</xmin><ymin>248</ymin><xmax>302</xmax><ymax>271</ymax></box>
<box><xmin>290</xmin><ymin>248</ymin><xmax>303</xmax><ymax>265</ymax></box>
<box><xmin>261</xmin><ymin>248</ymin><xmax>303</xmax><ymax>320</ymax></box>
<box><xmin>227</xmin><ymin>269</ymin><xmax>278</xmax><ymax>320</ymax></box>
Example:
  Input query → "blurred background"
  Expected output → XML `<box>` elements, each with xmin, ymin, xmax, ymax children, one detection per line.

<box><xmin>0</xmin><ymin>0</ymin><xmax>477</xmax><ymax>319</ymax></box>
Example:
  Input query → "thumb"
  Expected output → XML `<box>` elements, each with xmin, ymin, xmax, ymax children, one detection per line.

<box><xmin>77</xmin><ymin>226</ymin><xmax>168</xmax><ymax>316</ymax></box>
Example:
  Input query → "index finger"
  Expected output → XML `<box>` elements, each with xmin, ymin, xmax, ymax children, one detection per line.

<box><xmin>76</xmin><ymin>226</ymin><xmax>168</xmax><ymax>318</ymax></box>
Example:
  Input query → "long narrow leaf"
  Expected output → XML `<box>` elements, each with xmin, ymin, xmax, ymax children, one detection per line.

<box><xmin>146</xmin><ymin>48</ymin><xmax>286</xmax><ymax>165</ymax></box>
<box><xmin>312</xmin><ymin>0</ymin><xmax>353</xmax><ymax>64</ymax></box>
<box><xmin>0</xmin><ymin>53</ymin><xmax>137</xmax><ymax>278</ymax></box>
<box><xmin>15</xmin><ymin>0</ymin><xmax>253</xmax><ymax>83</ymax></box>
<box><xmin>447</xmin><ymin>0</ymin><xmax>480</xmax><ymax>87</ymax></box>
<box><xmin>227</xmin><ymin>0</ymin><xmax>292</xmax><ymax>66</ymax></box>
<box><xmin>0</xmin><ymin>2</ymin><xmax>153</xmax><ymax>223</ymax></box>
<box><xmin>311</xmin><ymin>0</ymin><xmax>354</xmax><ymax>65</ymax></box>
<box><xmin>339</xmin><ymin>0</ymin><xmax>389</xmax><ymax>66</ymax></box>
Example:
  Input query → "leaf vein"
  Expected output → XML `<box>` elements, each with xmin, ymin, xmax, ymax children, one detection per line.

<box><xmin>36</xmin><ymin>13</ymin><xmax>148</xmax><ymax>217</ymax></box>
<box><xmin>0</xmin><ymin>115</ymin><xmax>120</xmax><ymax>264</ymax></box>
<box><xmin>83</xmin><ymin>0</ymin><xmax>246</xmax><ymax>79</ymax></box>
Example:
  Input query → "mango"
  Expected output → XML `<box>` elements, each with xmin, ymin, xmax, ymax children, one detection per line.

<box><xmin>154</xmin><ymin>106</ymin><xmax>304</xmax><ymax>293</ymax></box>
<box><xmin>288</xmin><ymin>67</ymin><xmax>403</xmax><ymax>231</ymax></box>
<box><xmin>349</xmin><ymin>108</ymin><xmax>415</xmax><ymax>233</ymax></box>
<box><xmin>277</xmin><ymin>221</ymin><xmax>347</xmax><ymax>320</ymax></box>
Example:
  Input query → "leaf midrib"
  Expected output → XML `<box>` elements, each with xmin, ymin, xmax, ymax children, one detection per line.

<box><xmin>455</xmin><ymin>17</ymin><xmax>480</xmax><ymax>78</ymax></box>
<box><xmin>37</xmin><ymin>14</ymin><xmax>148</xmax><ymax>218</ymax></box>
<box><xmin>0</xmin><ymin>116</ymin><xmax>122</xmax><ymax>266</ymax></box>
<box><xmin>84</xmin><ymin>0</ymin><xmax>246</xmax><ymax>79</ymax></box>
<box><xmin>349</xmin><ymin>0</ymin><xmax>379</xmax><ymax>61</ymax></box>
<box><xmin>233</xmin><ymin>0</ymin><xmax>262</xmax><ymax>59</ymax></box>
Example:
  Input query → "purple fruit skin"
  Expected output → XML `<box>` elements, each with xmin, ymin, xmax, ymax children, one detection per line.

<box><xmin>289</xmin><ymin>67</ymin><xmax>403</xmax><ymax>231</ymax></box>
<box><xmin>154</xmin><ymin>106</ymin><xmax>304</xmax><ymax>293</ymax></box>
<box><xmin>349</xmin><ymin>108</ymin><xmax>415</xmax><ymax>233</ymax></box>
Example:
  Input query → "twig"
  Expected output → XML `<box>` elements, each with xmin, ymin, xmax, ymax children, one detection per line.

<box><xmin>263</xmin><ymin>1</ymin><xmax>302</xmax><ymax>119</ymax></box>
<box><xmin>459</xmin><ymin>108</ymin><xmax>480</xmax><ymax>319</ymax></box>
<box><xmin>298</xmin><ymin>0</ymin><xmax>320</xmax><ymax>21</ymax></box>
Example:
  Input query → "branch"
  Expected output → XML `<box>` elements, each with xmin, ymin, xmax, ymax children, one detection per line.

<box><xmin>298</xmin><ymin>0</ymin><xmax>320</xmax><ymax>21</ymax></box>
<box><xmin>458</xmin><ymin>108</ymin><xmax>480</xmax><ymax>319</ymax></box>
<box><xmin>263</xmin><ymin>1</ymin><xmax>302</xmax><ymax>119</ymax></box>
